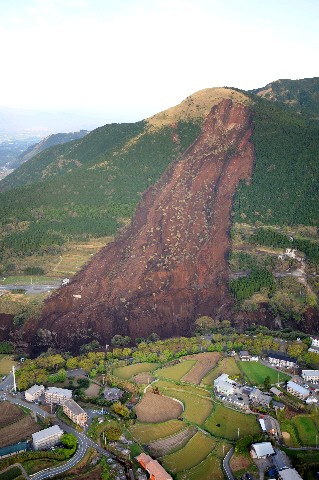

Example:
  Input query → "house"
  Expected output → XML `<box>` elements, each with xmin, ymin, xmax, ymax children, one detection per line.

<box><xmin>250</xmin><ymin>442</ymin><xmax>275</xmax><ymax>459</ymax></box>
<box><xmin>301</xmin><ymin>370</ymin><xmax>319</xmax><ymax>382</ymax></box>
<box><xmin>278</xmin><ymin>468</ymin><xmax>303</xmax><ymax>480</ymax></box>
<box><xmin>272</xmin><ymin>401</ymin><xmax>285</xmax><ymax>411</ymax></box>
<box><xmin>310</xmin><ymin>337</ymin><xmax>319</xmax><ymax>348</ymax></box>
<box><xmin>268</xmin><ymin>352</ymin><xmax>297</xmax><ymax>369</ymax></box>
<box><xmin>63</xmin><ymin>399</ymin><xmax>88</xmax><ymax>427</ymax></box>
<box><xmin>239</xmin><ymin>350</ymin><xmax>251</xmax><ymax>361</ymax></box>
<box><xmin>214</xmin><ymin>374</ymin><xmax>235</xmax><ymax>396</ymax></box>
<box><xmin>305</xmin><ymin>396</ymin><xmax>318</xmax><ymax>404</ymax></box>
<box><xmin>32</xmin><ymin>425</ymin><xmax>63</xmax><ymax>450</ymax></box>
<box><xmin>45</xmin><ymin>387</ymin><xmax>72</xmax><ymax>405</ymax></box>
<box><xmin>287</xmin><ymin>380</ymin><xmax>309</xmax><ymax>400</ymax></box>
<box><xmin>25</xmin><ymin>384</ymin><xmax>45</xmax><ymax>402</ymax></box>
<box><xmin>308</xmin><ymin>346</ymin><xmax>319</xmax><ymax>355</ymax></box>
<box><xmin>270</xmin><ymin>386</ymin><xmax>282</xmax><ymax>396</ymax></box>
<box><xmin>136</xmin><ymin>453</ymin><xmax>173</xmax><ymax>480</ymax></box>
<box><xmin>104</xmin><ymin>387</ymin><xmax>123</xmax><ymax>402</ymax></box>
<box><xmin>249</xmin><ymin>388</ymin><xmax>272</xmax><ymax>408</ymax></box>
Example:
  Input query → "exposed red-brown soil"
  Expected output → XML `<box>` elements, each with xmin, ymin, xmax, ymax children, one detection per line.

<box><xmin>26</xmin><ymin>99</ymin><xmax>255</xmax><ymax>352</ymax></box>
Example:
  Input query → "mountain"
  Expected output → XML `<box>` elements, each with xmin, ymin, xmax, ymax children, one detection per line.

<box><xmin>26</xmin><ymin>99</ymin><xmax>255</xmax><ymax>351</ymax></box>
<box><xmin>249</xmin><ymin>77</ymin><xmax>319</xmax><ymax>118</ymax></box>
<box><xmin>14</xmin><ymin>130</ymin><xmax>89</xmax><ymax>167</ymax></box>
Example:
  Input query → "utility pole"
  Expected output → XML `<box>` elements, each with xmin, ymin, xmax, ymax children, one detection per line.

<box><xmin>12</xmin><ymin>365</ymin><xmax>17</xmax><ymax>392</ymax></box>
<box><xmin>316</xmin><ymin>435</ymin><xmax>318</xmax><ymax>449</ymax></box>
<box><xmin>238</xmin><ymin>427</ymin><xmax>240</xmax><ymax>439</ymax></box>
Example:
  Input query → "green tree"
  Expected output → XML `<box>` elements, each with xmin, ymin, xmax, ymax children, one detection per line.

<box><xmin>264</xmin><ymin>375</ymin><xmax>271</xmax><ymax>390</ymax></box>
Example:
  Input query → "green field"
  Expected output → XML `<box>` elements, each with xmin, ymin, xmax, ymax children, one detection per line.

<box><xmin>177</xmin><ymin>451</ymin><xmax>225</xmax><ymax>480</ymax></box>
<box><xmin>156</xmin><ymin>380</ymin><xmax>211</xmax><ymax>397</ymax></box>
<box><xmin>238</xmin><ymin>361</ymin><xmax>290</xmax><ymax>386</ymax></box>
<box><xmin>292</xmin><ymin>415</ymin><xmax>319</xmax><ymax>447</ymax></box>
<box><xmin>202</xmin><ymin>357</ymin><xmax>241</xmax><ymax>385</ymax></box>
<box><xmin>0</xmin><ymin>276</ymin><xmax>59</xmax><ymax>285</ymax></box>
<box><xmin>129</xmin><ymin>420</ymin><xmax>185</xmax><ymax>444</ymax></box>
<box><xmin>112</xmin><ymin>362</ymin><xmax>159</xmax><ymax>380</ymax></box>
<box><xmin>204</xmin><ymin>404</ymin><xmax>260</xmax><ymax>440</ymax></box>
<box><xmin>0</xmin><ymin>355</ymin><xmax>16</xmax><ymax>375</ymax></box>
<box><xmin>161</xmin><ymin>431</ymin><xmax>216</xmax><ymax>473</ymax></box>
<box><xmin>156</xmin><ymin>381</ymin><xmax>213</xmax><ymax>424</ymax></box>
<box><xmin>155</xmin><ymin>361</ymin><xmax>196</xmax><ymax>381</ymax></box>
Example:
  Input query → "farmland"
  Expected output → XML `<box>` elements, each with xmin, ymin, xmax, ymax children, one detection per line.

<box><xmin>204</xmin><ymin>404</ymin><xmax>260</xmax><ymax>440</ymax></box>
<box><xmin>112</xmin><ymin>362</ymin><xmax>159</xmax><ymax>380</ymax></box>
<box><xmin>129</xmin><ymin>419</ymin><xmax>185</xmax><ymax>444</ymax></box>
<box><xmin>135</xmin><ymin>392</ymin><xmax>183</xmax><ymax>423</ymax></box>
<box><xmin>0</xmin><ymin>415</ymin><xmax>40</xmax><ymax>448</ymax></box>
<box><xmin>156</xmin><ymin>380</ymin><xmax>213</xmax><ymax>424</ymax></box>
<box><xmin>161</xmin><ymin>431</ymin><xmax>216</xmax><ymax>473</ymax></box>
<box><xmin>0</xmin><ymin>402</ymin><xmax>24</xmax><ymax>428</ymax></box>
<box><xmin>202</xmin><ymin>357</ymin><xmax>241</xmax><ymax>385</ymax></box>
<box><xmin>181</xmin><ymin>352</ymin><xmax>221</xmax><ymax>384</ymax></box>
<box><xmin>155</xmin><ymin>360</ymin><xmax>196</xmax><ymax>381</ymax></box>
<box><xmin>238</xmin><ymin>361</ymin><xmax>290</xmax><ymax>386</ymax></box>
<box><xmin>291</xmin><ymin>414</ymin><xmax>319</xmax><ymax>447</ymax></box>
<box><xmin>177</xmin><ymin>449</ymin><xmax>228</xmax><ymax>480</ymax></box>
<box><xmin>147</xmin><ymin>425</ymin><xmax>197</xmax><ymax>457</ymax></box>
<box><xmin>0</xmin><ymin>355</ymin><xmax>16</xmax><ymax>375</ymax></box>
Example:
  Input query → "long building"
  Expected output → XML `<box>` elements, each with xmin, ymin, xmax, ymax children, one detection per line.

<box><xmin>63</xmin><ymin>398</ymin><xmax>88</xmax><ymax>427</ymax></box>
<box><xmin>25</xmin><ymin>384</ymin><xmax>45</xmax><ymax>402</ymax></box>
<box><xmin>136</xmin><ymin>453</ymin><xmax>173</xmax><ymax>480</ymax></box>
<box><xmin>287</xmin><ymin>381</ymin><xmax>309</xmax><ymax>400</ymax></box>
<box><xmin>45</xmin><ymin>387</ymin><xmax>72</xmax><ymax>405</ymax></box>
<box><xmin>32</xmin><ymin>425</ymin><xmax>63</xmax><ymax>450</ymax></box>
<box><xmin>301</xmin><ymin>370</ymin><xmax>319</xmax><ymax>382</ymax></box>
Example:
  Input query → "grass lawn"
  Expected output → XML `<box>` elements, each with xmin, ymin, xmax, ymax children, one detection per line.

<box><xmin>129</xmin><ymin>420</ymin><xmax>185</xmax><ymax>444</ymax></box>
<box><xmin>112</xmin><ymin>362</ymin><xmax>159</xmax><ymax>380</ymax></box>
<box><xmin>0</xmin><ymin>355</ymin><xmax>16</xmax><ymax>375</ymax></box>
<box><xmin>292</xmin><ymin>415</ymin><xmax>319</xmax><ymax>447</ymax></box>
<box><xmin>238</xmin><ymin>361</ymin><xmax>290</xmax><ymax>386</ymax></box>
<box><xmin>155</xmin><ymin>361</ymin><xmax>196</xmax><ymax>381</ymax></box>
<box><xmin>280</xmin><ymin>419</ymin><xmax>300</xmax><ymax>447</ymax></box>
<box><xmin>0</xmin><ymin>276</ymin><xmax>59</xmax><ymax>285</ymax></box>
<box><xmin>202</xmin><ymin>357</ymin><xmax>241</xmax><ymax>385</ymax></box>
<box><xmin>156</xmin><ymin>381</ymin><xmax>213</xmax><ymax>424</ymax></box>
<box><xmin>161</xmin><ymin>431</ymin><xmax>216</xmax><ymax>473</ymax></box>
<box><xmin>204</xmin><ymin>404</ymin><xmax>260</xmax><ymax>440</ymax></box>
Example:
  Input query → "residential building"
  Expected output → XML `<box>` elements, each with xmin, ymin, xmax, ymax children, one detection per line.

<box><xmin>308</xmin><ymin>346</ymin><xmax>319</xmax><ymax>355</ymax></box>
<box><xmin>214</xmin><ymin>374</ymin><xmax>235</xmax><ymax>396</ymax></box>
<box><xmin>287</xmin><ymin>381</ymin><xmax>309</xmax><ymax>400</ymax></box>
<box><xmin>32</xmin><ymin>425</ymin><xmax>63</xmax><ymax>450</ymax></box>
<box><xmin>104</xmin><ymin>387</ymin><xmax>123</xmax><ymax>402</ymax></box>
<box><xmin>249</xmin><ymin>388</ymin><xmax>272</xmax><ymax>408</ymax></box>
<box><xmin>306</xmin><ymin>396</ymin><xmax>318</xmax><ymax>404</ymax></box>
<box><xmin>136</xmin><ymin>453</ymin><xmax>173</xmax><ymax>480</ymax></box>
<box><xmin>25</xmin><ymin>384</ymin><xmax>45</xmax><ymax>402</ymax></box>
<box><xmin>270</xmin><ymin>386</ymin><xmax>282</xmax><ymax>396</ymax></box>
<box><xmin>63</xmin><ymin>399</ymin><xmax>88</xmax><ymax>427</ymax></box>
<box><xmin>268</xmin><ymin>352</ymin><xmax>297</xmax><ymax>369</ymax></box>
<box><xmin>311</xmin><ymin>337</ymin><xmax>319</xmax><ymax>348</ymax></box>
<box><xmin>250</xmin><ymin>442</ymin><xmax>275</xmax><ymax>459</ymax></box>
<box><xmin>272</xmin><ymin>401</ymin><xmax>285</xmax><ymax>411</ymax></box>
<box><xmin>278</xmin><ymin>468</ymin><xmax>303</xmax><ymax>480</ymax></box>
<box><xmin>301</xmin><ymin>370</ymin><xmax>319</xmax><ymax>382</ymax></box>
<box><xmin>239</xmin><ymin>351</ymin><xmax>250</xmax><ymax>361</ymax></box>
<box><xmin>45</xmin><ymin>387</ymin><xmax>72</xmax><ymax>405</ymax></box>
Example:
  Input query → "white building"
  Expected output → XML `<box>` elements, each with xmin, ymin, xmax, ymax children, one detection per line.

<box><xmin>287</xmin><ymin>381</ymin><xmax>309</xmax><ymax>400</ymax></box>
<box><xmin>251</xmin><ymin>442</ymin><xmax>275</xmax><ymax>459</ymax></box>
<box><xmin>45</xmin><ymin>387</ymin><xmax>72</xmax><ymax>405</ymax></box>
<box><xmin>311</xmin><ymin>337</ymin><xmax>319</xmax><ymax>348</ymax></box>
<box><xmin>268</xmin><ymin>353</ymin><xmax>297</xmax><ymax>369</ymax></box>
<box><xmin>214</xmin><ymin>374</ymin><xmax>235</xmax><ymax>396</ymax></box>
<box><xmin>301</xmin><ymin>370</ymin><xmax>319</xmax><ymax>382</ymax></box>
<box><xmin>278</xmin><ymin>468</ymin><xmax>303</xmax><ymax>480</ymax></box>
<box><xmin>32</xmin><ymin>425</ymin><xmax>63</xmax><ymax>450</ymax></box>
<box><xmin>25</xmin><ymin>384</ymin><xmax>45</xmax><ymax>402</ymax></box>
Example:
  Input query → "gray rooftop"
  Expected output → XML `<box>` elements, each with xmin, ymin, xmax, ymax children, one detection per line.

<box><xmin>25</xmin><ymin>384</ymin><xmax>44</xmax><ymax>395</ymax></box>
<box><xmin>46</xmin><ymin>387</ymin><xmax>72</xmax><ymax>397</ymax></box>
<box><xmin>287</xmin><ymin>380</ymin><xmax>309</xmax><ymax>396</ymax></box>
<box><xmin>64</xmin><ymin>398</ymin><xmax>86</xmax><ymax>415</ymax></box>
<box><xmin>32</xmin><ymin>425</ymin><xmax>63</xmax><ymax>442</ymax></box>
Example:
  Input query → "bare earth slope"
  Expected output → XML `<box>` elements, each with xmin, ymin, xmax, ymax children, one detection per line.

<box><xmin>29</xmin><ymin>99</ymin><xmax>254</xmax><ymax>351</ymax></box>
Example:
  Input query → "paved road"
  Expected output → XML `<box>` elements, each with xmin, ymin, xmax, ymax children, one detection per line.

<box><xmin>0</xmin><ymin>284</ymin><xmax>60</xmax><ymax>294</ymax></box>
<box><xmin>223</xmin><ymin>447</ymin><xmax>235</xmax><ymax>480</ymax></box>
<box><xmin>0</xmin><ymin>372</ymin><xmax>14</xmax><ymax>391</ymax></box>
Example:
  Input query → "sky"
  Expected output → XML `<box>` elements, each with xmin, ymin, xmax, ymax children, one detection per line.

<box><xmin>0</xmin><ymin>0</ymin><xmax>318</xmax><ymax>123</ymax></box>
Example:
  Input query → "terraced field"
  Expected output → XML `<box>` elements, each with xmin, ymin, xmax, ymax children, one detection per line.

<box><xmin>147</xmin><ymin>426</ymin><xmax>197</xmax><ymax>457</ymax></box>
<box><xmin>202</xmin><ymin>357</ymin><xmax>240</xmax><ymax>385</ymax></box>
<box><xmin>177</xmin><ymin>450</ymin><xmax>226</xmax><ymax>480</ymax></box>
<box><xmin>155</xmin><ymin>361</ymin><xmax>196</xmax><ymax>381</ymax></box>
<box><xmin>292</xmin><ymin>414</ymin><xmax>319</xmax><ymax>446</ymax></box>
<box><xmin>204</xmin><ymin>404</ymin><xmax>260</xmax><ymax>440</ymax></box>
<box><xmin>161</xmin><ymin>431</ymin><xmax>216</xmax><ymax>473</ymax></box>
<box><xmin>181</xmin><ymin>352</ymin><xmax>221</xmax><ymax>384</ymax></box>
<box><xmin>135</xmin><ymin>392</ymin><xmax>183</xmax><ymax>423</ymax></box>
<box><xmin>129</xmin><ymin>419</ymin><xmax>185</xmax><ymax>444</ymax></box>
<box><xmin>156</xmin><ymin>381</ymin><xmax>213</xmax><ymax>424</ymax></box>
<box><xmin>112</xmin><ymin>362</ymin><xmax>159</xmax><ymax>380</ymax></box>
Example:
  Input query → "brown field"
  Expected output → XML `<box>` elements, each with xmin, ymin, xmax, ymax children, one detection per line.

<box><xmin>0</xmin><ymin>415</ymin><xmax>40</xmax><ymax>447</ymax></box>
<box><xmin>133</xmin><ymin>372</ymin><xmax>155</xmax><ymax>384</ymax></box>
<box><xmin>181</xmin><ymin>352</ymin><xmax>221</xmax><ymax>384</ymax></box>
<box><xmin>147</xmin><ymin>426</ymin><xmax>197</xmax><ymax>458</ymax></box>
<box><xmin>135</xmin><ymin>392</ymin><xmax>183</xmax><ymax>423</ymax></box>
<box><xmin>84</xmin><ymin>383</ymin><xmax>100</xmax><ymax>398</ymax></box>
<box><xmin>230</xmin><ymin>453</ymin><xmax>252</xmax><ymax>472</ymax></box>
<box><xmin>0</xmin><ymin>401</ymin><xmax>24</xmax><ymax>428</ymax></box>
